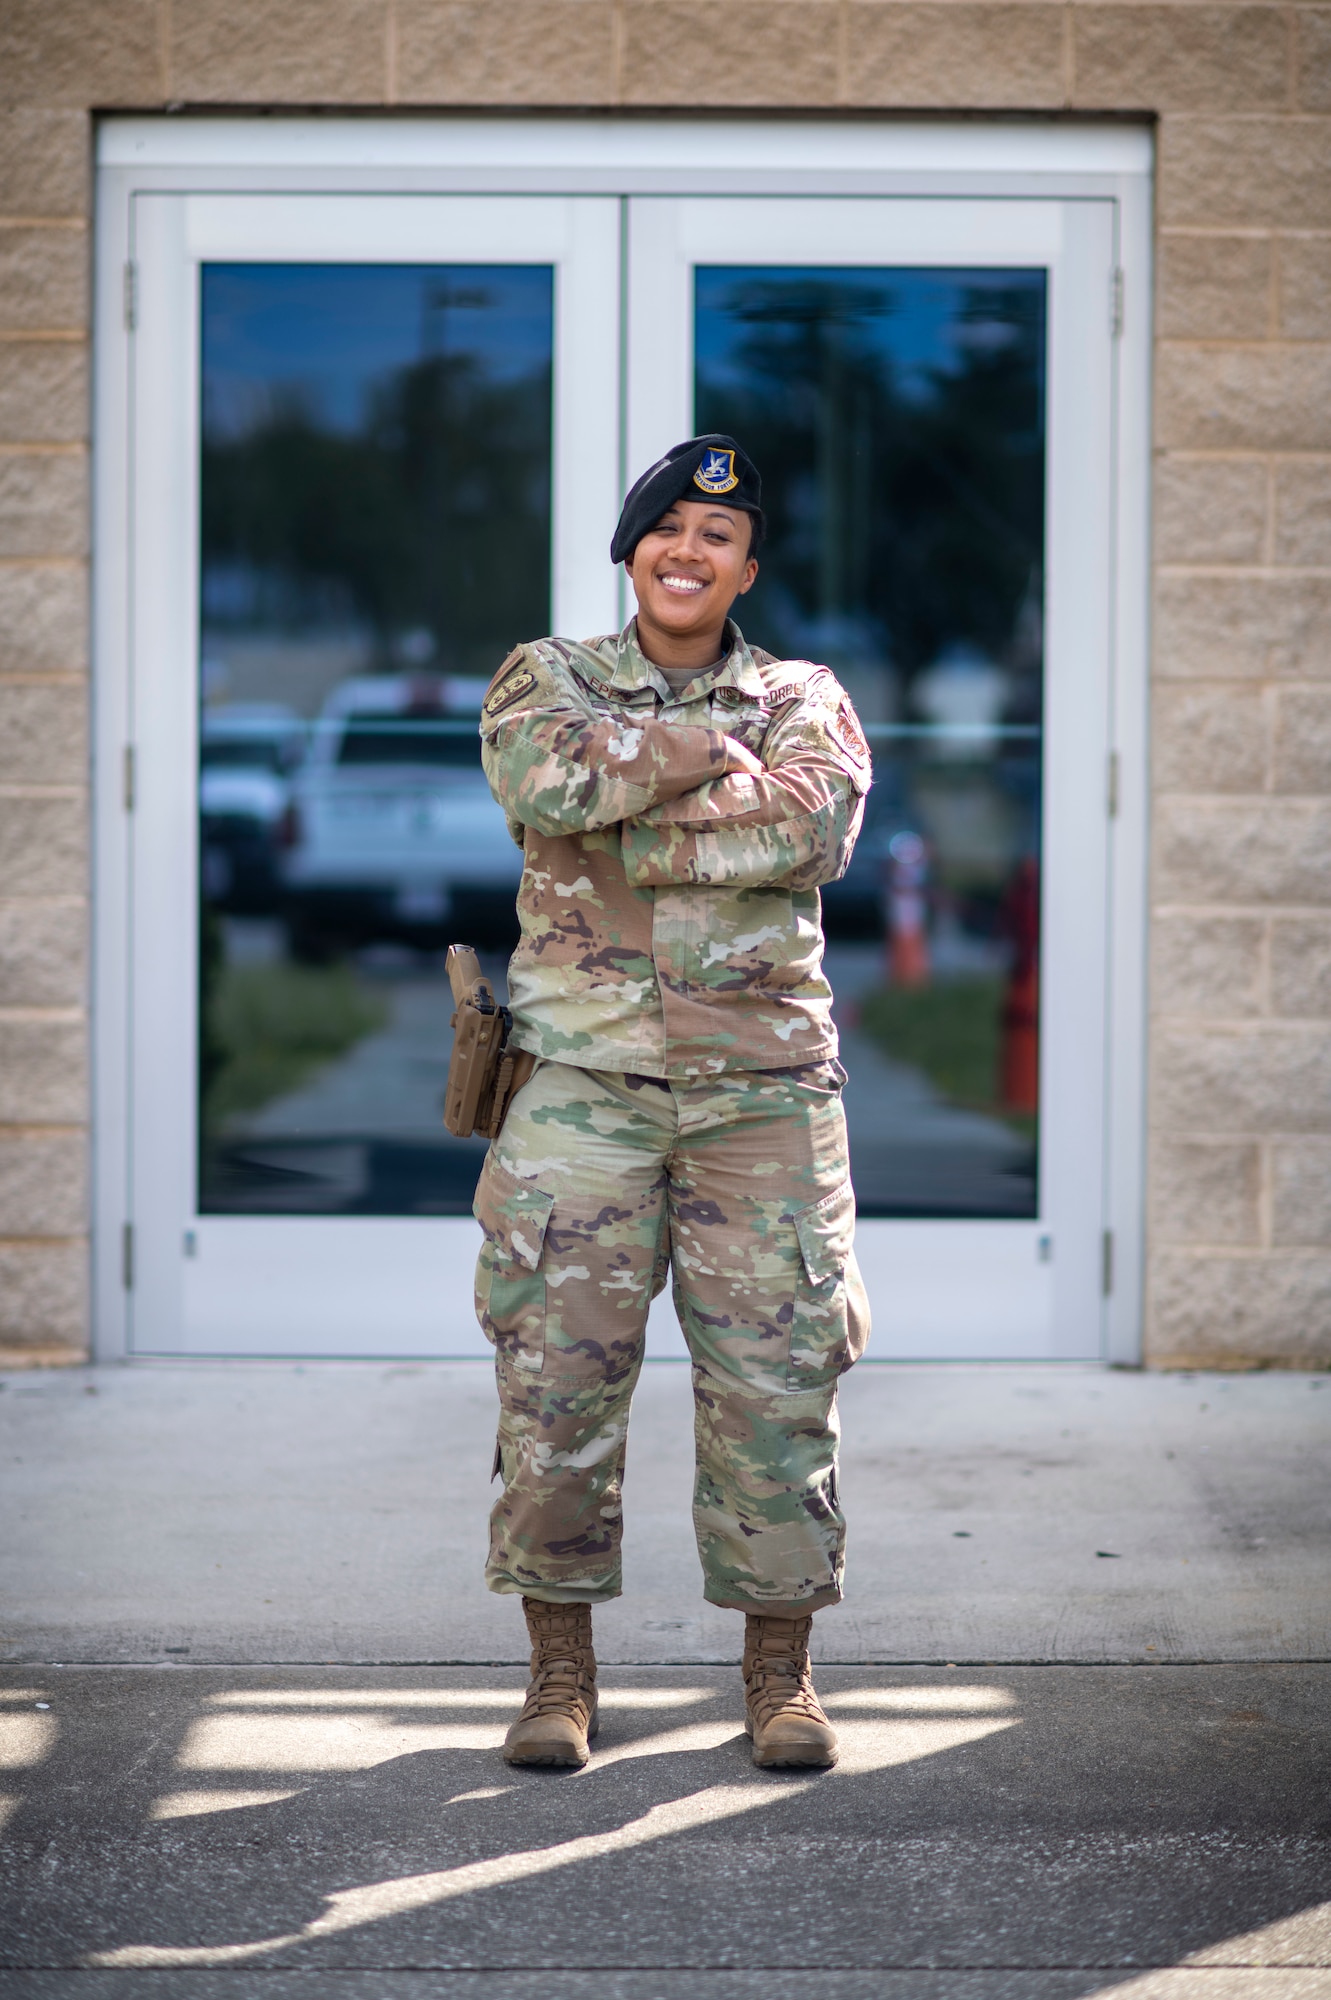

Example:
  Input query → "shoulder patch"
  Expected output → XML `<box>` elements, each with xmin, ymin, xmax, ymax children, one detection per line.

<box><xmin>483</xmin><ymin>657</ymin><xmax>538</xmax><ymax>717</ymax></box>
<box><xmin>832</xmin><ymin>696</ymin><xmax>871</xmax><ymax>766</ymax></box>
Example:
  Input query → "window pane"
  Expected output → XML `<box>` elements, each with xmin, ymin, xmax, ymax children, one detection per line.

<box><xmin>198</xmin><ymin>264</ymin><xmax>551</xmax><ymax>1215</ymax></box>
<box><xmin>696</xmin><ymin>266</ymin><xmax>1046</xmax><ymax>1218</ymax></box>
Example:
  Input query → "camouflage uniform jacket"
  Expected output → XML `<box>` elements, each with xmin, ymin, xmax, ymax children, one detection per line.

<box><xmin>479</xmin><ymin>618</ymin><xmax>872</xmax><ymax>1079</ymax></box>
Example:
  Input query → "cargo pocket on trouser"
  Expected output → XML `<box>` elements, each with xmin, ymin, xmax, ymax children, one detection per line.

<box><xmin>473</xmin><ymin>1153</ymin><xmax>555</xmax><ymax>1375</ymax></box>
<box><xmin>786</xmin><ymin>1179</ymin><xmax>871</xmax><ymax>1390</ymax></box>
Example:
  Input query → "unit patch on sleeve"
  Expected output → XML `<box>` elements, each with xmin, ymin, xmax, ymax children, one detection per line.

<box><xmin>483</xmin><ymin>657</ymin><xmax>538</xmax><ymax>718</ymax></box>
<box><xmin>832</xmin><ymin>696</ymin><xmax>871</xmax><ymax>767</ymax></box>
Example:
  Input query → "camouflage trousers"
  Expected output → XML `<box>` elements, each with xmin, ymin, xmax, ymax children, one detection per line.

<box><xmin>473</xmin><ymin>1057</ymin><xmax>870</xmax><ymax>1615</ymax></box>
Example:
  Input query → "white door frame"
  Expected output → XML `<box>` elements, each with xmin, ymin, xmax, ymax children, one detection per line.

<box><xmin>93</xmin><ymin>117</ymin><xmax>1152</xmax><ymax>1364</ymax></box>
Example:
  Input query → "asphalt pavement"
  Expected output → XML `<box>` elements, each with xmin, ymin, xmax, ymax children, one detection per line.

<box><xmin>1</xmin><ymin>1360</ymin><xmax>1328</xmax><ymax>1996</ymax></box>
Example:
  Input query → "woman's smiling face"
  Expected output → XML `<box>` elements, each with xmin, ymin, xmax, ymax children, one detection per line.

<box><xmin>626</xmin><ymin>498</ymin><xmax>758</xmax><ymax>652</ymax></box>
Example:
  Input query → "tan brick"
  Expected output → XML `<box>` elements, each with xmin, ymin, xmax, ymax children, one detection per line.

<box><xmin>1295</xmin><ymin>8</ymin><xmax>1331</xmax><ymax>113</ymax></box>
<box><xmin>1274</xmin><ymin>458</ymin><xmax>1331</xmax><ymax>566</ymax></box>
<box><xmin>1075</xmin><ymin>7</ymin><xmax>1288</xmax><ymax>113</ymax></box>
<box><xmin>0</xmin><ymin>345</ymin><xmax>86</xmax><ymax>446</ymax></box>
<box><xmin>1154</xmin><ymin>456</ymin><xmax>1268</xmax><ymax>566</ymax></box>
<box><xmin>0</xmin><ymin>1239</ymin><xmax>86</xmax><ymax>1349</ymax></box>
<box><xmin>1152</xmin><ymin>912</ymin><xmax>1265</xmax><ymax>1020</ymax></box>
<box><xmin>0</xmin><ymin>682</ymin><xmax>86</xmax><ymax>785</ymax></box>
<box><xmin>399</xmin><ymin>0</ymin><xmax>616</xmax><ymax>103</ymax></box>
<box><xmin>1273</xmin><ymin>1139</ymin><xmax>1331</xmax><ymax>1244</ymax></box>
<box><xmin>1278</xmin><ymin>235</ymin><xmax>1331</xmax><ymax>342</ymax></box>
<box><xmin>0</xmin><ymin>0</ymin><xmax>159</xmax><ymax>108</ymax></box>
<box><xmin>0</xmin><ymin>564</ymin><xmax>86</xmax><ymax>673</ymax></box>
<box><xmin>1273</xmin><ymin>686</ymin><xmax>1331</xmax><ymax>794</ymax></box>
<box><xmin>0</xmin><ymin>902</ymin><xmax>85</xmax><ymax>1009</ymax></box>
<box><xmin>0</xmin><ymin>453</ymin><xmax>85</xmax><ymax>561</ymax></box>
<box><xmin>844</xmin><ymin>4</ymin><xmax>1064</xmax><ymax>108</ymax></box>
<box><xmin>0</xmin><ymin>1131</ymin><xmax>85</xmax><ymax>1236</ymax></box>
<box><xmin>0</xmin><ymin>228</ymin><xmax>86</xmax><ymax>336</ymax></box>
<box><xmin>0</xmin><ymin>112</ymin><xmax>87</xmax><ymax>219</ymax></box>
<box><xmin>1160</xmin><ymin>119</ymin><xmax>1331</xmax><ymax>232</ymax></box>
<box><xmin>0</xmin><ymin>1019</ymin><xmax>86</xmax><ymax>1124</ymax></box>
<box><xmin>1154</xmin><ymin>573</ymin><xmax>1331</xmax><ymax>680</ymax></box>
<box><xmin>1153</xmin><ymin>682</ymin><xmax>1267</xmax><ymax>794</ymax></box>
<box><xmin>1151</xmin><ymin>1137</ymin><xmax>1261</xmax><ymax>1244</ymax></box>
<box><xmin>170</xmin><ymin>0</ymin><xmax>386</xmax><ymax>102</ymax></box>
<box><xmin>1156</xmin><ymin>233</ymin><xmax>1272</xmax><ymax>344</ymax></box>
<box><xmin>0</xmin><ymin>798</ymin><xmax>86</xmax><ymax>900</ymax></box>
<box><xmin>623</xmin><ymin>0</ymin><xmax>840</xmax><ymax>106</ymax></box>
<box><xmin>1158</xmin><ymin>345</ymin><xmax>1331</xmax><ymax>455</ymax></box>
<box><xmin>1148</xmin><ymin>1249</ymin><xmax>1331</xmax><ymax>1367</ymax></box>
<box><xmin>1156</xmin><ymin>797</ymin><xmax>1331</xmax><ymax>905</ymax></box>
<box><xmin>1272</xmin><ymin>915</ymin><xmax>1331</xmax><ymax>1017</ymax></box>
<box><xmin>1154</xmin><ymin>1023</ymin><xmax>1331</xmax><ymax>1132</ymax></box>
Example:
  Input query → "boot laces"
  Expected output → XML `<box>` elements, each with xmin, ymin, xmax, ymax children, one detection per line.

<box><xmin>520</xmin><ymin>1649</ymin><xmax>595</xmax><ymax>1723</ymax></box>
<box><xmin>746</xmin><ymin>1654</ymin><xmax>827</xmax><ymax>1728</ymax></box>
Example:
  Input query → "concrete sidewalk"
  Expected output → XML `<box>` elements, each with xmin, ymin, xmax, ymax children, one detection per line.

<box><xmin>1</xmin><ymin>1362</ymin><xmax>1328</xmax><ymax>1996</ymax></box>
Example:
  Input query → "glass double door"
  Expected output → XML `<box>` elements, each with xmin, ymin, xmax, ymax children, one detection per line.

<box><xmin>127</xmin><ymin>188</ymin><xmax>1115</xmax><ymax>1357</ymax></box>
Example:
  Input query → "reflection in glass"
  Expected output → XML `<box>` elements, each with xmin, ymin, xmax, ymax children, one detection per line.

<box><xmin>198</xmin><ymin>265</ymin><xmax>551</xmax><ymax>1215</ymax></box>
<box><xmin>696</xmin><ymin>267</ymin><xmax>1046</xmax><ymax>1217</ymax></box>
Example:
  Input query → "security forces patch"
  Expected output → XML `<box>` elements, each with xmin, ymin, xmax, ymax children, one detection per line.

<box><xmin>483</xmin><ymin>662</ymin><xmax>537</xmax><ymax>717</ymax></box>
<box><xmin>693</xmin><ymin>447</ymin><xmax>740</xmax><ymax>496</ymax></box>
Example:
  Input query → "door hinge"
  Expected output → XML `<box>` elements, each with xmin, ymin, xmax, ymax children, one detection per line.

<box><xmin>122</xmin><ymin>1221</ymin><xmax>134</xmax><ymax>1291</ymax></box>
<box><xmin>1101</xmin><ymin>1228</ymin><xmax>1114</xmax><ymax>1297</ymax></box>
<box><xmin>1107</xmin><ymin>749</ymin><xmax>1120</xmax><ymax>818</ymax></box>
<box><xmin>122</xmin><ymin>743</ymin><xmax>136</xmax><ymax>812</ymax></box>
<box><xmin>1110</xmin><ymin>267</ymin><xmax>1124</xmax><ymax>339</ymax></box>
<box><xmin>123</xmin><ymin>259</ymin><xmax>138</xmax><ymax>333</ymax></box>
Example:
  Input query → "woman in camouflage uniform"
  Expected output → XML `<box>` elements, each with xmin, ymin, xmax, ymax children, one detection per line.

<box><xmin>475</xmin><ymin>435</ymin><xmax>872</xmax><ymax>1770</ymax></box>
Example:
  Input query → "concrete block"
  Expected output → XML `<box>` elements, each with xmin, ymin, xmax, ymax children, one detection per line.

<box><xmin>1274</xmin><ymin>457</ymin><xmax>1331</xmax><ymax>567</ymax></box>
<box><xmin>845</xmin><ymin>4</ymin><xmax>1064</xmax><ymax>109</ymax></box>
<box><xmin>1074</xmin><ymin>7</ymin><xmax>1288</xmax><ymax>113</ymax></box>
<box><xmin>1156</xmin><ymin>796</ymin><xmax>1331</xmax><ymax>906</ymax></box>
<box><xmin>1157</xmin><ymin>344</ymin><xmax>1331</xmax><ymax>455</ymax></box>
<box><xmin>623</xmin><ymin>0</ymin><xmax>840</xmax><ymax>106</ymax></box>
<box><xmin>1153</xmin><ymin>456</ymin><xmax>1267</xmax><ymax>566</ymax></box>
<box><xmin>1279</xmin><ymin>235</ymin><xmax>1331</xmax><ymax>341</ymax></box>
<box><xmin>0</xmin><ymin>344</ymin><xmax>87</xmax><ymax>445</ymax></box>
<box><xmin>0</xmin><ymin>1131</ymin><xmax>86</xmax><ymax>1237</ymax></box>
<box><xmin>0</xmin><ymin>681</ymin><xmax>87</xmax><ymax>785</ymax></box>
<box><xmin>1159</xmin><ymin>118</ymin><xmax>1331</xmax><ymax>231</ymax></box>
<box><xmin>0</xmin><ymin>1019</ymin><xmax>87</xmax><ymax>1124</ymax></box>
<box><xmin>1272</xmin><ymin>915</ymin><xmax>1331</xmax><ymax>1018</ymax></box>
<box><xmin>170</xmin><ymin>0</ymin><xmax>385</xmax><ymax>102</ymax></box>
<box><xmin>0</xmin><ymin>0</ymin><xmax>159</xmax><ymax>108</ymax></box>
<box><xmin>0</xmin><ymin>901</ymin><xmax>85</xmax><ymax>1009</ymax></box>
<box><xmin>399</xmin><ymin>0</ymin><xmax>617</xmax><ymax>104</ymax></box>
<box><xmin>1151</xmin><ymin>912</ymin><xmax>1265</xmax><ymax>1020</ymax></box>
<box><xmin>0</xmin><ymin>564</ymin><xmax>86</xmax><ymax>673</ymax></box>
<box><xmin>1151</xmin><ymin>1137</ymin><xmax>1261</xmax><ymax>1244</ymax></box>
<box><xmin>1156</xmin><ymin>233</ymin><xmax>1271</xmax><ymax>343</ymax></box>
<box><xmin>1153</xmin><ymin>1023</ymin><xmax>1331</xmax><ymax>1134</ymax></box>
<box><xmin>0</xmin><ymin>1238</ymin><xmax>86</xmax><ymax>1348</ymax></box>
<box><xmin>1154</xmin><ymin>572</ymin><xmax>1331</xmax><ymax>680</ymax></box>
<box><xmin>1295</xmin><ymin>6</ymin><xmax>1331</xmax><ymax>112</ymax></box>
<box><xmin>0</xmin><ymin>452</ymin><xmax>85</xmax><ymax>561</ymax></box>
<box><xmin>0</xmin><ymin>229</ymin><xmax>87</xmax><ymax>335</ymax></box>
<box><xmin>1148</xmin><ymin>1248</ymin><xmax>1331</xmax><ymax>1367</ymax></box>
<box><xmin>1153</xmin><ymin>682</ymin><xmax>1267</xmax><ymax>794</ymax></box>
<box><xmin>0</xmin><ymin>111</ymin><xmax>88</xmax><ymax>218</ymax></box>
<box><xmin>0</xmin><ymin>798</ymin><xmax>86</xmax><ymax>901</ymax></box>
<box><xmin>1273</xmin><ymin>1138</ymin><xmax>1331</xmax><ymax>1245</ymax></box>
<box><xmin>1273</xmin><ymin>686</ymin><xmax>1331</xmax><ymax>795</ymax></box>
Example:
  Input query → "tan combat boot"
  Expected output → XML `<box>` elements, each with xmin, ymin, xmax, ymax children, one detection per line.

<box><xmin>742</xmin><ymin>1611</ymin><xmax>839</xmax><ymax>1769</ymax></box>
<box><xmin>503</xmin><ymin>1597</ymin><xmax>598</xmax><ymax>1769</ymax></box>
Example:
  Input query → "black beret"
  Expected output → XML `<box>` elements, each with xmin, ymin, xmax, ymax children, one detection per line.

<box><xmin>610</xmin><ymin>433</ymin><xmax>764</xmax><ymax>566</ymax></box>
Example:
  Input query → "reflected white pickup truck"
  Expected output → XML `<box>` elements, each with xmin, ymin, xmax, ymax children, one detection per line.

<box><xmin>278</xmin><ymin>673</ymin><xmax>522</xmax><ymax>961</ymax></box>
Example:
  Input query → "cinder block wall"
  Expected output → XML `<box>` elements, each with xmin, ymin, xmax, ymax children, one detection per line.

<box><xmin>0</xmin><ymin>1</ymin><xmax>1327</xmax><ymax>1366</ymax></box>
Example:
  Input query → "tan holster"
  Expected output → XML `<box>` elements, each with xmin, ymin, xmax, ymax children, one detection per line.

<box><xmin>442</xmin><ymin>944</ymin><xmax>537</xmax><ymax>1142</ymax></box>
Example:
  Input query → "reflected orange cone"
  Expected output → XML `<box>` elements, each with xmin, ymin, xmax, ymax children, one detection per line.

<box><xmin>884</xmin><ymin>830</ymin><xmax>931</xmax><ymax>989</ymax></box>
<box><xmin>998</xmin><ymin>855</ymin><xmax>1040</xmax><ymax>1114</ymax></box>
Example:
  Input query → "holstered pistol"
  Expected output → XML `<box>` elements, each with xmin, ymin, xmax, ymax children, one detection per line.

<box><xmin>442</xmin><ymin>944</ymin><xmax>535</xmax><ymax>1141</ymax></box>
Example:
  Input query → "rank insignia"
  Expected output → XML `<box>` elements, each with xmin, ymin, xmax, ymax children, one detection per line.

<box><xmin>483</xmin><ymin>664</ymin><xmax>537</xmax><ymax>717</ymax></box>
<box><xmin>693</xmin><ymin>447</ymin><xmax>739</xmax><ymax>496</ymax></box>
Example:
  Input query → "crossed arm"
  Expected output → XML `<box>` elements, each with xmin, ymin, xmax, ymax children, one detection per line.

<box><xmin>483</xmin><ymin>698</ymin><xmax>864</xmax><ymax>891</ymax></box>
